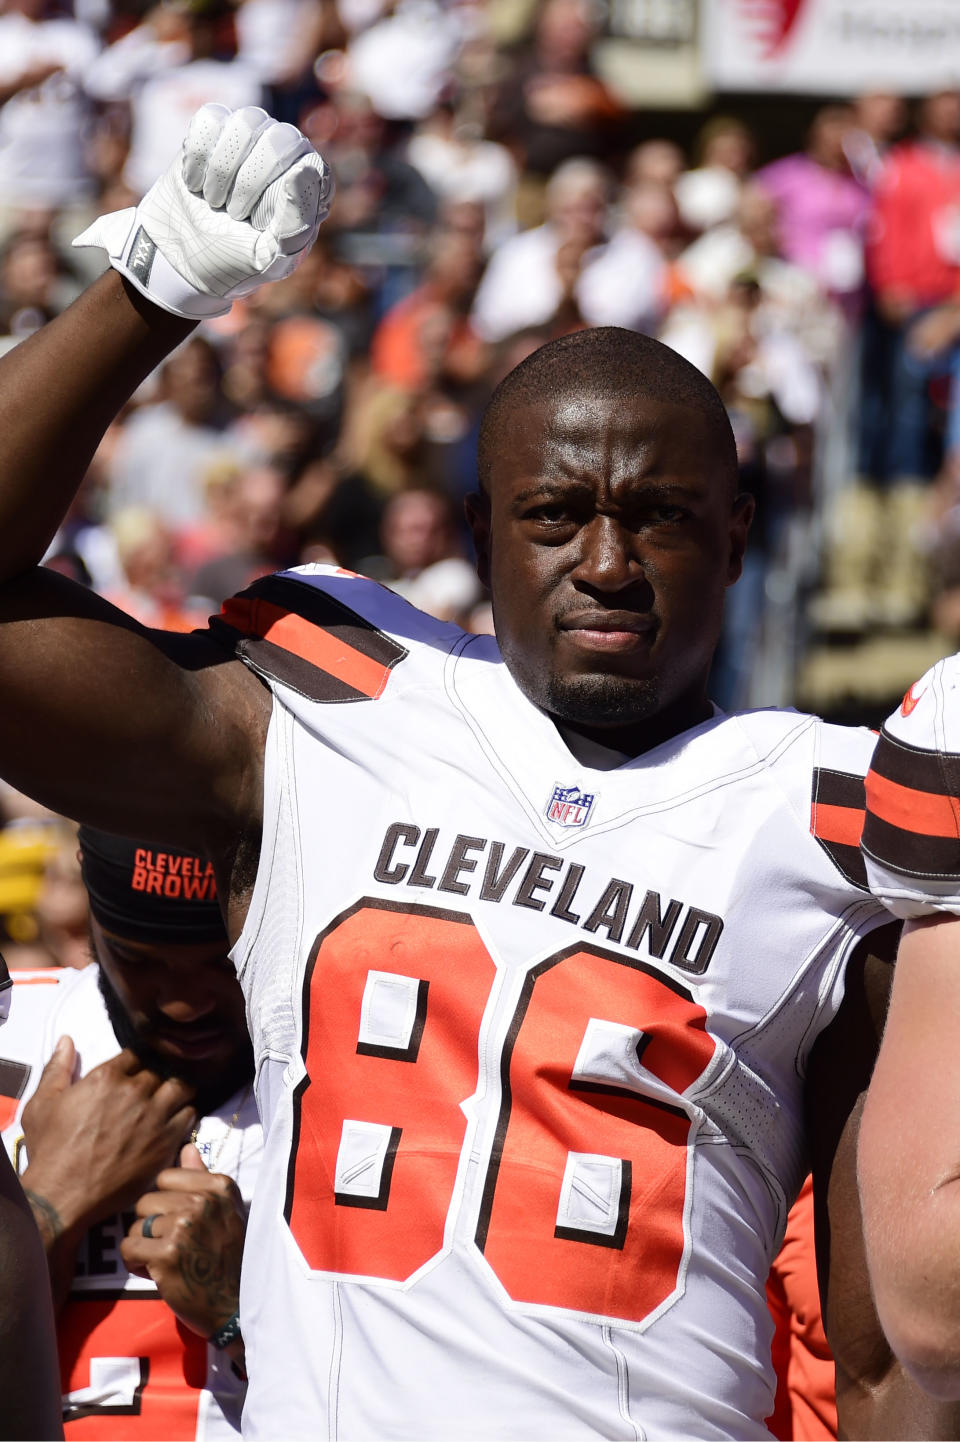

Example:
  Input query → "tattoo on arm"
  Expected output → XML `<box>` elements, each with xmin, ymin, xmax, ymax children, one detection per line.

<box><xmin>23</xmin><ymin>1188</ymin><xmax>64</xmax><ymax>1249</ymax></box>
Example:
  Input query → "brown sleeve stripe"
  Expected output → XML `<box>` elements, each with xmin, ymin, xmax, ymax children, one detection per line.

<box><xmin>222</xmin><ymin>596</ymin><xmax>395</xmax><ymax>699</ymax></box>
<box><xmin>810</xmin><ymin>767</ymin><xmax>868</xmax><ymax>890</ymax></box>
<box><xmin>865</xmin><ymin>768</ymin><xmax>960</xmax><ymax>840</ymax></box>
<box><xmin>212</xmin><ymin>574</ymin><xmax>408</xmax><ymax>704</ymax></box>
<box><xmin>862</xmin><ymin>729</ymin><xmax>960</xmax><ymax>880</ymax></box>
<box><xmin>862</xmin><ymin>811</ymin><xmax>960</xmax><ymax>880</ymax></box>
<box><xmin>867</xmin><ymin>725</ymin><xmax>960</xmax><ymax>798</ymax></box>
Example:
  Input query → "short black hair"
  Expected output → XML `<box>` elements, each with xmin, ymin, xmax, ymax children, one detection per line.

<box><xmin>477</xmin><ymin>327</ymin><xmax>738</xmax><ymax>496</ymax></box>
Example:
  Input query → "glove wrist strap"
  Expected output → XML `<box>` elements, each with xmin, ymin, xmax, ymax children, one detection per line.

<box><xmin>115</xmin><ymin>223</ymin><xmax>231</xmax><ymax>319</ymax></box>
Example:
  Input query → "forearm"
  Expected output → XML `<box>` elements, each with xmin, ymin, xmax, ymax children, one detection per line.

<box><xmin>20</xmin><ymin>1179</ymin><xmax>86</xmax><ymax>1314</ymax></box>
<box><xmin>0</xmin><ymin>270</ymin><xmax>193</xmax><ymax>582</ymax></box>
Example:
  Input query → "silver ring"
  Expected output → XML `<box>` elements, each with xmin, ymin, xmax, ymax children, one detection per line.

<box><xmin>141</xmin><ymin>1213</ymin><xmax>160</xmax><ymax>1239</ymax></box>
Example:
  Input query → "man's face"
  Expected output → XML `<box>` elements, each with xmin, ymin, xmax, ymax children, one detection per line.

<box><xmin>92</xmin><ymin>919</ymin><xmax>253</xmax><ymax>1109</ymax></box>
<box><xmin>469</xmin><ymin>391</ymin><xmax>752</xmax><ymax>750</ymax></box>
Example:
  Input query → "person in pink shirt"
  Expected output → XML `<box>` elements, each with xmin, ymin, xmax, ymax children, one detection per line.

<box><xmin>756</xmin><ymin>105</ymin><xmax>870</xmax><ymax>322</ymax></box>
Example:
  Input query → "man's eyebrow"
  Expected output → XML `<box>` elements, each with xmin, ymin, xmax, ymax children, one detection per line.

<box><xmin>510</xmin><ymin>479</ymin><xmax>592</xmax><ymax>505</ymax></box>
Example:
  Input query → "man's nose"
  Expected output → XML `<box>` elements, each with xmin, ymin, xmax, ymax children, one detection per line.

<box><xmin>158</xmin><ymin>993</ymin><xmax>217</xmax><ymax>1025</ymax></box>
<box><xmin>572</xmin><ymin>515</ymin><xmax>644</xmax><ymax>591</ymax></box>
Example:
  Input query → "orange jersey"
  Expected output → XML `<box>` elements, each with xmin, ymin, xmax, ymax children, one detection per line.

<box><xmin>767</xmin><ymin>1177</ymin><xmax>837</xmax><ymax>1441</ymax></box>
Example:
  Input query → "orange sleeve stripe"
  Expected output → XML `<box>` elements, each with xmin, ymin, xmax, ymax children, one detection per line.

<box><xmin>865</xmin><ymin>769</ymin><xmax>960</xmax><ymax>839</ymax></box>
<box><xmin>810</xmin><ymin>802</ymin><xmax>864</xmax><ymax>847</ymax></box>
<box><xmin>221</xmin><ymin>596</ymin><xmax>391</xmax><ymax>699</ymax></box>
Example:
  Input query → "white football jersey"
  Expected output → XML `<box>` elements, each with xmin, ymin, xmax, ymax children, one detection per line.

<box><xmin>862</xmin><ymin>654</ymin><xmax>960</xmax><ymax>917</ymax></box>
<box><xmin>214</xmin><ymin>566</ymin><xmax>887</xmax><ymax>1441</ymax></box>
<box><xmin>0</xmin><ymin>965</ymin><xmax>262</xmax><ymax>1441</ymax></box>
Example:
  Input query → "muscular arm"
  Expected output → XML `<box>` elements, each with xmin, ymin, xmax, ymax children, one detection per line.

<box><xmin>807</xmin><ymin>923</ymin><xmax>960</xmax><ymax>1438</ymax></box>
<box><xmin>0</xmin><ymin>272</ymin><xmax>191</xmax><ymax>581</ymax></box>
<box><xmin>0</xmin><ymin>274</ymin><xmax>268</xmax><ymax>911</ymax></box>
<box><xmin>858</xmin><ymin>915</ymin><xmax>960</xmax><ymax>1399</ymax></box>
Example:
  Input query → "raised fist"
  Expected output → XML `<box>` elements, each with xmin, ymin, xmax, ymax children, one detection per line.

<box><xmin>74</xmin><ymin>104</ymin><xmax>334</xmax><ymax>319</ymax></box>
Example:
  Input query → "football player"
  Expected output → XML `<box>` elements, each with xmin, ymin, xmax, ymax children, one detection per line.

<box><xmin>859</xmin><ymin>662</ymin><xmax>960</xmax><ymax>1402</ymax></box>
<box><xmin>0</xmin><ymin>103</ymin><xmax>952</xmax><ymax>1438</ymax></box>
<box><xmin>1</xmin><ymin>827</ymin><xmax>258</xmax><ymax>1438</ymax></box>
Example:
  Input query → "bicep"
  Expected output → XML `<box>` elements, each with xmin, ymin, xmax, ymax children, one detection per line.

<box><xmin>860</xmin><ymin>916</ymin><xmax>960</xmax><ymax>1204</ymax></box>
<box><xmin>0</xmin><ymin>567</ymin><xmax>265</xmax><ymax>847</ymax></box>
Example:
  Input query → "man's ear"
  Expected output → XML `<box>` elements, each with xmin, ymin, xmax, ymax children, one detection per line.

<box><xmin>465</xmin><ymin>490</ymin><xmax>491</xmax><ymax>589</ymax></box>
<box><xmin>726</xmin><ymin>491</ymin><xmax>755</xmax><ymax>587</ymax></box>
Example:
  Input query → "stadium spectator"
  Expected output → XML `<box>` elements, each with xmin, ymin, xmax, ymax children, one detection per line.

<box><xmin>488</xmin><ymin>0</ymin><xmax>622</xmax><ymax>189</ymax></box>
<box><xmin>407</xmin><ymin>95</ymin><xmax>519</xmax><ymax>252</ymax></box>
<box><xmin>315</xmin><ymin>88</ymin><xmax>437</xmax><ymax>312</ymax></box>
<box><xmin>675</xmin><ymin>117</ymin><xmax>755</xmax><ymax>237</ymax></box>
<box><xmin>470</xmin><ymin>155</ymin><xmax>611</xmax><ymax>342</ymax></box>
<box><xmin>626</xmin><ymin>137</ymin><xmax>686</xmax><ymax>193</ymax></box>
<box><xmin>0</xmin><ymin>828</ymin><xmax>259</xmax><ymax>1437</ymax></box>
<box><xmin>103</xmin><ymin>506</ymin><xmax>209</xmax><ymax>629</ymax></box>
<box><xmin>371</xmin><ymin>227</ymin><xmax>486</xmax><ymax>390</ymax></box>
<box><xmin>106</xmin><ymin>336</ymin><xmax>234</xmax><ymax>528</ymax></box>
<box><xmin>0</xmin><ymin>0</ymin><xmax>100</xmax><ymax>237</ymax></box>
<box><xmin>573</xmin><ymin>178</ymin><xmax>671</xmax><ymax>333</ymax></box>
<box><xmin>844</xmin><ymin>89</ymin><xmax>906</xmax><ymax>188</ymax></box>
<box><xmin>755</xmin><ymin>105</ymin><xmax>869</xmax><ymax>319</ymax></box>
<box><xmin>0</xmin><ymin>228</ymin><xmax>81</xmax><ymax>341</ymax></box>
<box><xmin>189</xmin><ymin>462</ymin><xmax>291</xmax><ymax>605</ymax></box>
<box><xmin>866</xmin><ymin>89</ymin><xmax>960</xmax><ymax>483</ymax></box>
<box><xmin>368</xmin><ymin>485</ymin><xmax>482</xmax><ymax>622</ymax></box>
<box><xmin>86</xmin><ymin>0</ymin><xmax>263</xmax><ymax>199</ymax></box>
<box><xmin>345</xmin><ymin>0</ymin><xmax>463</xmax><ymax>123</ymax></box>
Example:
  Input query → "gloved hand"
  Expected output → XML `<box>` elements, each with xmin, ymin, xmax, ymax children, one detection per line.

<box><xmin>74</xmin><ymin>104</ymin><xmax>334</xmax><ymax>319</ymax></box>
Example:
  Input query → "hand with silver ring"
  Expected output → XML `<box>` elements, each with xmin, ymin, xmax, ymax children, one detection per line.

<box><xmin>141</xmin><ymin>1213</ymin><xmax>160</xmax><ymax>1239</ymax></box>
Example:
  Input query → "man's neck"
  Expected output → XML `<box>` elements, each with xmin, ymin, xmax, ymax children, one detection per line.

<box><xmin>553</xmin><ymin>694</ymin><xmax>716</xmax><ymax>764</ymax></box>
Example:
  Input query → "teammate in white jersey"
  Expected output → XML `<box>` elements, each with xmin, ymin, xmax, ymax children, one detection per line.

<box><xmin>1</xmin><ymin>827</ymin><xmax>261</xmax><ymax>1439</ymax></box>
<box><xmin>0</xmin><ymin>103</ymin><xmax>950</xmax><ymax>1437</ymax></box>
<box><xmin>858</xmin><ymin>659</ymin><xmax>960</xmax><ymax>1400</ymax></box>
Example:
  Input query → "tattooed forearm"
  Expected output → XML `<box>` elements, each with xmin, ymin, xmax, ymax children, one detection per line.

<box><xmin>22</xmin><ymin>1188</ymin><xmax>64</xmax><ymax>1249</ymax></box>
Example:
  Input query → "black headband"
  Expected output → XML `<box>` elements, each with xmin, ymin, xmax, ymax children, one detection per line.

<box><xmin>78</xmin><ymin>827</ymin><xmax>225</xmax><ymax>944</ymax></box>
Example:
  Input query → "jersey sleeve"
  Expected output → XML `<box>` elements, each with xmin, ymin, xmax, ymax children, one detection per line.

<box><xmin>861</xmin><ymin>656</ymin><xmax>960</xmax><ymax>917</ymax></box>
<box><xmin>207</xmin><ymin>566</ymin><xmax>411</xmax><ymax>704</ymax></box>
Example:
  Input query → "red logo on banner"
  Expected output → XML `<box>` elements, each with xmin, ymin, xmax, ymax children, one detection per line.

<box><xmin>737</xmin><ymin>0</ymin><xmax>808</xmax><ymax>57</ymax></box>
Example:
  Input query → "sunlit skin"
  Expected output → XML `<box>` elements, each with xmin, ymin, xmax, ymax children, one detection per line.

<box><xmin>91</xmin><ymin>918</ymin><xmax>251</xmax><ymax>1102</ymax></box>
<box><xmin>467</xmin><ymin>390</ymin><xmax>753</xmax><ymax>757</ymax></box>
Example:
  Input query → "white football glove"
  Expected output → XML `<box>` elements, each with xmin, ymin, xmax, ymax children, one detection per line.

<box><xmin>73</xmin><ymin>104</ymin><xmax>334</xmax><ymax>319</ymax></box>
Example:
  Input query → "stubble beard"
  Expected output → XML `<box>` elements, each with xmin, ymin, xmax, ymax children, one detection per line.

<box><xmin>542</xmin><ymin>669</ymin><xmax>663</xmax><ymax>731</ymax></box>
<box><xmin>97</xmin><ymin>966</ymin><xmax>254</xmax><ymax>1117</ymax></box>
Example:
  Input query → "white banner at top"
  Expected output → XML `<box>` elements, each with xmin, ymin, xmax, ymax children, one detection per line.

<box><xmin>702</xmin><ymin>0</ymin><xmax>960</xmax><ymax>94</ymax></box>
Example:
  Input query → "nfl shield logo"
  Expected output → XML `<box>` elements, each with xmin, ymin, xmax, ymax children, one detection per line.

<box><xmin>546</xmin><ymin>784</ymin><xmax>596</xmax><ymax>828</ymax></box>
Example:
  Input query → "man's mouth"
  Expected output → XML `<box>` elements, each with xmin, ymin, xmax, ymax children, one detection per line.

<box><xmin>151</xmin><ymin>1022</ymin><xmax>225</xmax><ymax>1060</ymax></box>
<box><xmin>559</xmin><ymin>612</ymin><xmax>657</xmax><ymax>653</ymax></box>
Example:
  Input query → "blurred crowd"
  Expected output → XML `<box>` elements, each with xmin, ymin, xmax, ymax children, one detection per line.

<box><xmin>4</xmin><ymin>0</ymin><xmax>960</xmax><ymax>957</ymax></box>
